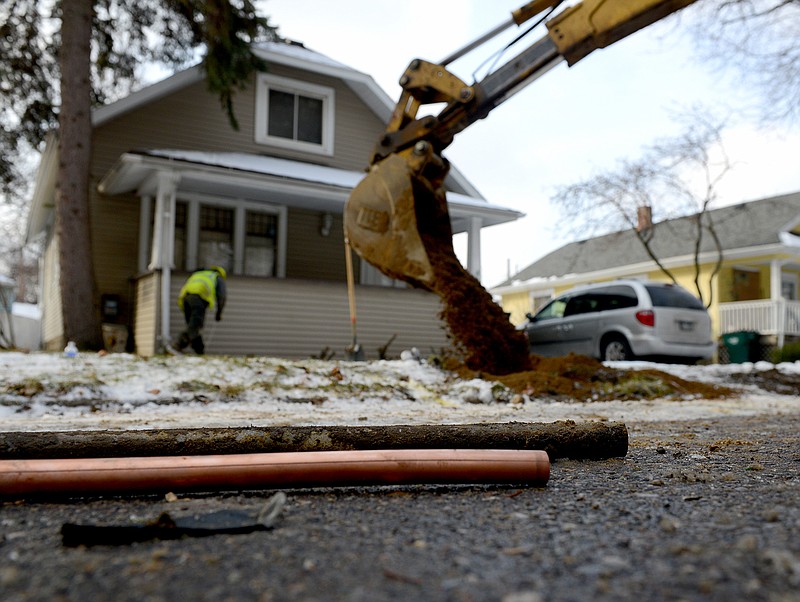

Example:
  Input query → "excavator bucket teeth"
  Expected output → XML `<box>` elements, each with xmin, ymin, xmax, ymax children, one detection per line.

<box><xmin>344</xmin><ymin>145</ymin><xmax>447</xmax><ymax>290</ymax></box>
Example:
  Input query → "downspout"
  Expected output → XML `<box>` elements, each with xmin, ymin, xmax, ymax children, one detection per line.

<box><xmin>137</xmin><ymin>196</ymin><xmax>152</xmax><ymax>273</ymax></box>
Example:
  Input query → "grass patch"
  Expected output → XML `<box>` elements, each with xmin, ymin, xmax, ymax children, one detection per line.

<box><xmin>2</xmin><ymin>378</ymin><xmax>46</xmax><ymax>397</ymax></box>
<box><xmin>601</xmin><ymin>373</ymin><xmax>674</xmax><ymax>399</ymax></box>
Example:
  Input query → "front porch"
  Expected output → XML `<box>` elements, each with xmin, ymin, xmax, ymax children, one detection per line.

<box><xmin>718</xmin><ymin>298</ymin><xmax>800</xmax><ymax>350</ymax></box>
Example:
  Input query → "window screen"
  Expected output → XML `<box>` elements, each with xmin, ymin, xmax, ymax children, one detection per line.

<box><xmin>267</xmin><ymin>90</ymin><xmax>295</xmax><ymax>139</ymax></box>
<box><xmin>244</xmin><ymin>211</ymin><xmax>277</xmax><ymax>277</ymax></box>
<box><xmin>173</xmin><ymin>202</ymin><xmax>187</xmax><ymax>271</ymax></box>
<box><xmin>198</xmin><ymin>206</ymin><xmax>233</xmax><ymax>273</ymax></box>
<box><xmin>268</xmin><ymin>89</ymin><xmax>323</xmax><ymax>144</ymax></box>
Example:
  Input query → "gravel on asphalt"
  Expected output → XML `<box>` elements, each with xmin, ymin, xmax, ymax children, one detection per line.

<box><xmin>2</xmin><ymin>412</ymin><xmax>798</xmax><ymax>602</ymax></box>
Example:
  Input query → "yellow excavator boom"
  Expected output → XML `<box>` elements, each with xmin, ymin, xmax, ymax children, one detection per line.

<box><xmin>343</xmin><ymin>0</ymin><xmax>697</xmax><ymax>374</ymax></box>
<box><xmin>344</xmin><ymin>0</ymin><xmax>696</xmax><ymax>291</ymax></box>
<box><xmin>547</xmin><ymin>0</ymin><xmax>696</xmax><ymax>65</ymax></box>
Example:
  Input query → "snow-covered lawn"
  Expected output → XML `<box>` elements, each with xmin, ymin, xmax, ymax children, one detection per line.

<box><xmin>0</xmin><ymin>351</ymin><xmax>798</xmax><ymax>432</ymax></box>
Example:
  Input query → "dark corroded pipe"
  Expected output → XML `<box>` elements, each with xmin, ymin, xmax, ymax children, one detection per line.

<box><xmin>0</xmin><ymin>448</ymin><xmax>550</xmax><ymax>498</ymax></box>
<box><xmin>0</xmin><ymin>422</ymin><xmax>629</xmax><ymax>461</ymax></box>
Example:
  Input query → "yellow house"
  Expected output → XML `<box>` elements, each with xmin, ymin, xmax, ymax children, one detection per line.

<box><xmin>491</xmin><ymin>192</ymin><xmax>800</xmax><ymax>353</ymax></box>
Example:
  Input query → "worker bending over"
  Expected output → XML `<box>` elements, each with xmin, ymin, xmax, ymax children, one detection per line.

<box><xmin>175</xmin><ymin>266</ymin><xmax>227</xmax><ymax>354</ymax></box>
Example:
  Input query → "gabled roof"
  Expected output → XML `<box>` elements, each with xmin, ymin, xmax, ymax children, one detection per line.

<box><xmin>93</xmin><ymin>40</ymin><xmax>391</xmax><ymax>127</ymax></box>
<box><xmin>496</xmin><ymin>191</ymin><xmax>800</xmax><ymax>288</ymax></box>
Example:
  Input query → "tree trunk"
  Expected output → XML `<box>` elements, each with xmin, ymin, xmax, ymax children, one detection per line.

<box><xmin>56</xmin><ymin>0</ymin><xmax>102</xmax><ymax>349</ymax></box>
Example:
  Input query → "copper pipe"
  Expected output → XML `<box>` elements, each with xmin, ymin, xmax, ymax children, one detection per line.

<box><xmin>0</xmin><ymin>449</ymin><xmax>550</xmax><ymax>497</ymax></box>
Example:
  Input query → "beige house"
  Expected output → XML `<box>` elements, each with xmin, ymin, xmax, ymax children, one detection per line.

<box><xmin>492</xmin><ymin>192</ymin><xmax>800</xmax><ymax>352</ymax></box>
<box><xmin>27</xmin><ymin>41</ymin><xmax>522</xmax><ymax>358</ymax></box>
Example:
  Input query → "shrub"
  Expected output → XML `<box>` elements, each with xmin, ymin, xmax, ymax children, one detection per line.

<box><xmin>771</xmin><ymin>340</ymin><xmax>800</xmax><ymax>363</ymax></box>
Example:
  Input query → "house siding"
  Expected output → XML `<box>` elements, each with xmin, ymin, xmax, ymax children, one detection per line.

<box><xmin>285</xmin><ymin>208</ymin><xmax>349</xmax><ymax>281</ymax></box>
<box><xmin>133</xmin><ymin>273</ymin><xmax>159</xmax><ymax>357</ymax></box>
<box><xmin>165</xmin><ymin>274</ymin><xmax>448</xmax><ymax>359</ymax></box>
<box><xmin>503</xmin><ymin>291</ymin><xmax>533</xmax><ymax>325</ymax></box>
<box><xmin>91</xmin><ymin>190</ymin><xmax>140</xmax><ymax>319</ymax></box>
<box><xmin>92</xmin><ymin>67</ymin><xmax>384</xmax><ymax>175</ymax></box>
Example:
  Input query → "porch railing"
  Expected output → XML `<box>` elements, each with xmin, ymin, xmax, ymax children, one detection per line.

<box><xmin>718</xmin><ymin>299</ymin><xmax>800</xmax><ymax>344</ymax></box>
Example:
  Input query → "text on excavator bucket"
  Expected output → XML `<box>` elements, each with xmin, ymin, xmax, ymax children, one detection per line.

<box><xmin>343</xmin><ymin>142</ymin><xmax>449</xmax><ymax>291</ymax></box>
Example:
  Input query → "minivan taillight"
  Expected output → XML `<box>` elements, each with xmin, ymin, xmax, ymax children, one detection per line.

<box><xmin>636</xmin><ymin>310</ymin><xmax>655</xmax><ymax>327</ymax></box>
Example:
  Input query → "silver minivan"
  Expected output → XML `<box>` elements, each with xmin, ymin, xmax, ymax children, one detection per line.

<box><xmin>521</xmin><ymin>280</ymin><xmax>715</xmax><ymax>363</ymax></box>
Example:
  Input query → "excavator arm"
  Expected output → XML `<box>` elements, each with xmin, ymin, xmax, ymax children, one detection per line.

<box><xmin>344</xmin><ymin>0</ymin><xmax>696</xmax><ymax>290</ymax></box>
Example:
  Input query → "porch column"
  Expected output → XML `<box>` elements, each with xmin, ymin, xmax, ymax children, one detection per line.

<box><xmin>138</xmin><ymin>195</ymin><xmax>152</xmax><ymax>274</ymax></box>
<box><xmin>770</xmin><ymin>260</ymin><xmax>784</xmax><ymax>300</ymax></box>
<box><xmin>150</xmin><ymin>172</ymin><xmax>181</xmax><ymax>350</ymax></box>
<box><xmin>466</xmin><ymin>216</ymin><xmax>483</xmax><ymax>281</ymax></box>
<box><xmin>771</xmin><ymin>259</ymin><xmax>785</xmax><ymax>348</ymax></box>
<box><xmin>148</xmin><ymin>172</ymin><xmax>180</xmax><ymax>270</ymax></box>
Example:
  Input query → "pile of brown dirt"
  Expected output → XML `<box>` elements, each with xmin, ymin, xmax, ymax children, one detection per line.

<box><xmin>444</xmin><ymin>353</ymin><xmax>735</xmax><ymax>402</ymax></box>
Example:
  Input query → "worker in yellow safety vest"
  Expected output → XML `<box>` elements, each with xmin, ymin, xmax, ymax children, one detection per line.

<box><xmin>174</xmin><ymin>266</ymin><xmax>227</xmax><ymax>354</ymax></box>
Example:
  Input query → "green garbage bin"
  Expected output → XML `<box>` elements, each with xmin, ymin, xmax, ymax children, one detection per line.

<box><xmin>722</xmin><ymin>331</ymin><xmax>760</xmax><ymax>363</ymax></box>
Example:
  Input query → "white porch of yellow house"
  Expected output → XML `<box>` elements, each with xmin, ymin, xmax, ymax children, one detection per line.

<box><xmin>718</xmin><ymin>257</ymin><xmax>800</xmax><ymax>349</ymax></box>
<box><xmin>718</xmin><ymin>299</ymin><xmax>800</xmax><ymax>349</ymax></box>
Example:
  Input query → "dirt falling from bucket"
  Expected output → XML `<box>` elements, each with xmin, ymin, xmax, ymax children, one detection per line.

<box><xmin>412</xmin><ymin>175</ymin><xmax>532</xmax><ymax>376</ymax></box>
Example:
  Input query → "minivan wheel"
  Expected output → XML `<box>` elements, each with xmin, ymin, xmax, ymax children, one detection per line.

<box><xmin>601</xmin><ymin>336</ymin><xmax>634</xmax><ymax>361</ymax></box>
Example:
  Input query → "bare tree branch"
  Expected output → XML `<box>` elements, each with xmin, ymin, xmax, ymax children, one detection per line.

<box><xmin>551</xmin><ymin>108</ymin><xmax>731</xmax><ymax>305</ymax></box>
<box><xmin>690</xmin><ymin>0</ymin><xmax>800</xmax><ymax>124</ymax></box>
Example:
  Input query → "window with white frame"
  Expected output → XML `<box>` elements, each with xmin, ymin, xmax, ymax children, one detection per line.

<box><xmin>782</xmin><ymin>273</ymin><xmax>798</xmax><ymax>300</ymax></box>
<box><xmin>143</xmin><ymin>196</ymin><xmax>285</xmax><ymax>278</ymax></box>
<box><xmin>529</xmin><ymin>290</ymin><xmax>554</xmax><ymax>314</ymax></box>
<box><xmin>198</xmin><ymin>206</ymin><xmax>234</xmax><ymax>274</ymax></box>
<box><xmin>255</xmin><ymin>73</ymin><xmax>335</xmax><ymax>155</ymax></box>
<box><xmin>244</xmin><ymin>210</ymin><xmax>277</xmax><ymax>277</ymax></box>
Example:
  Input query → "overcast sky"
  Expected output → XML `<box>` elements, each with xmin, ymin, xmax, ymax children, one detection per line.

<box><xmin>261</xmin><ymin>0</ymin><xmax>800</xmax><ymax>287</ymax></box>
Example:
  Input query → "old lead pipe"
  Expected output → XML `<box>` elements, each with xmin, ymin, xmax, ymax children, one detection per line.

<box><xmin>0</xmin><ymin>449</ymin><xmax>550</xmax><ymax>497</ymax></box>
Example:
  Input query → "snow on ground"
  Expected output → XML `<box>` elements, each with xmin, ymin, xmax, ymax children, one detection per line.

<box><xmin>0</xmin><ymin>351</ymin><xmax>798</xmax><ymax>432</ymax></box>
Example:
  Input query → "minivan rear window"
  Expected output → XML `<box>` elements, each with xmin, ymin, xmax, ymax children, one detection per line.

<box><xmin>593</xmin><ymin>285</ymin><xmax>638</xmax><ymax>311</ymax></box>
<box><xmin>645</xmin><ymin>285</ymin><xmax>705</xmax><ymax>310</ymax></box>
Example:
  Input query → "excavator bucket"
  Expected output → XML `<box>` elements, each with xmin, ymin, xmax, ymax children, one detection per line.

<box><xmin>344</xmin><ymin>142</ymin><xmax>533</xmax><ymax>376</ymax></box>
<box><xmin>344</xmin><ymin>142</ymin><xmax>449</xmax><ymax>290</ymax></box>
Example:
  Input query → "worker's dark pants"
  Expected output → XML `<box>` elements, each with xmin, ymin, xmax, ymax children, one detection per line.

<box><xmin>178</xmin><ymin>294</ymin><xmax>208</xmax><ymax>354</ymax></box>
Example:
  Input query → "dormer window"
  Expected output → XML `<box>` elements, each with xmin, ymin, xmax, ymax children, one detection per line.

<box><xmin>255</xmin><ymin>73</ymin><xmax>335</xmax><ymax>156</ymax></box>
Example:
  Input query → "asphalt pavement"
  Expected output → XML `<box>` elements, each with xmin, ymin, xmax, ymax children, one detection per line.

<box><xmin>2</xmin><ymin>413</ymin><xmax>799</xmax><ymax>601</ymax></box>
